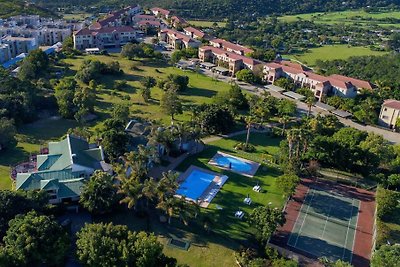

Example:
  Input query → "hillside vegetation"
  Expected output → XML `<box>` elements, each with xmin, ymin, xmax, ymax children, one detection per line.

<box><xmin>0</xmin><ymin>0</ymin><xmax>55</xmax><ymax>18</ymax></box>
<box><xmin>37</xmin><ymin>0</ymin><xmax>400</xmax><ymax>19</ymax></box>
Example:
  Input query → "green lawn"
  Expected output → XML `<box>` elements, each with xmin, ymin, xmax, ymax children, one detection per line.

<box><xmin>188</xmin><ymin>20</ymin><xmax>226</xmax><ymax>28</ymax></box>
<box><xmin>285</xmin><ymin>44</ymin><xmax>387</xmax><ymax>66</ymax></box>
<box><xmin>278</xmin><ymin>9</ymin><xmax>400</xmax><ymax>28</ymax></box>
<box><xmin>98</xmin><ymin>132</ymin><xmax>284</xmax><ymax>266</ymax></box>
<box><xmin>63</xmin><ymin>54</ymin><xmax>232</xmax><ymax>125</ymax></box>
<box><xmin>62</xmin><ymin>12</ymin><xmax>92</xmax><ymax>20</ymax></box>
<box><xmin>176</xmin><ymin>132</ymin><xmax>284</xmax><ymax>240</ymax></box>
<box><xmin>0</xmin><ymin>54</ymin><xmax>235</xmax><ymax>190</ymax></box>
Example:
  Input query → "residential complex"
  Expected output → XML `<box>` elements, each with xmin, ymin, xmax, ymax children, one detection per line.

<box><xmin>209</xmin><ymin>38</ymin><xmax>254</xmax><ymax>55</ymax></box>
<box><xmin>150</xmin><ymin>7</ymin><xmax>171</xmax><ymax>19</ymax></box>
<box><xmin>159</xmin><ymin>29</ymin><xmax>201</xmax><ymax>49</ymax></box>
<box><xmin>199</xmin><ymin>45</ymin><xmax>263</xmax><ymax>74</ymax></box>
<box><xmin>73</xmin><ymin>26</ymin><xmax>137</xmax><ymax>50</ymax></box>
<box><xmin>379</xmin><ymin>99</ymin><xmax>400</xmax><ymax>129</ymax></box>
<box><xmin>0</xmin><ymin>15</ymin><xmax>73</xmax><ymax>63</ymax></box>
<box><xmin>16</xmin><ymin>135</ymin><xmax>110</xmax><ymax>204</ymax></box>
<box><xmin>263</xmin><ymin>61</ymin><xmax>372</xmax><ymax>100</ymax></box>
<box><xmin>1</xmin><ymin>36</ymin><xmax>38</xmax><ymax>58</ymax></box>
<box><xmin>183</xmin><ymin>27</ymin><xmax>205</xmax><ymax>39</ymax></box>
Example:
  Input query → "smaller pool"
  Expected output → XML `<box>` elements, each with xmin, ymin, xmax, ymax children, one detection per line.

<box><xmin>214</xmin><ymin>155</ymin><xmax>252</xmax><ymax>172</ymax></box>
<box><xmin>176</xmin><ymin>169</ymin><xmax>216</xmax><ymax>200</ymax></box>
<box><xmin>209</xmin><ymin>151</ymin><xmax>260</xmax><ymax>177</ymax></box>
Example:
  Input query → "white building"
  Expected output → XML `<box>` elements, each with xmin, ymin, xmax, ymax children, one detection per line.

<box><xmin>1</xmin><ymin>36</ymin><xmax>38</xmax><ymax>58</ymax></box>
<box><xmin>379</xmin><ymin>99</ymin><xmax>400</xmax><ymax>129</ymax></box>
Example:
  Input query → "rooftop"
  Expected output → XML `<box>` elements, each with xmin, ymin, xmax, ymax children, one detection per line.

<box><xmin>209</xmin><ymin>38</ymin><xmax>254</xmax><ymax>54</ymax></box>
<box><xmin>383</xmin><ymin>99</ymin><xmax>400</xmax><ymax>110</ymax></box>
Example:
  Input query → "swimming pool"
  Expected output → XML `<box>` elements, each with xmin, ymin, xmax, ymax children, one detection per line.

<box><xmin>176</xmin><ymin>169</ymin><xmax>216</xmax><ymax>200</ymax></box>
<box><xmin>208</xmin><ymin>151</ymin><xmax>260</xmax><ymax>177</ymax></box>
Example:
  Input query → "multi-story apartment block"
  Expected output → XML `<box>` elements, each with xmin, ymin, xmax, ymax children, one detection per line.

<box><xmin>263</xmin><ymin>61</ymin><xmax>373</xmax><ymax>100</ymax></box>
<box><xmin>158</xmin><ymin>29</ymin><xmax>201</xmax><ymax>49</ymax></box>
<box><xmin>209</xmin><ymin>38</ymin><xmax>254</xmax><ymax>56</ymax></box>
<box><xmin>198</xmin><ymin>45</ymin><xmax>262</xmax><ymax>75</ymax></box>
<box><xmin>1</xmin><ymin>36</ymin><xmax>38</xmax><ymax>58</ymax></box>
<box><xmin>0</xmin><ymin>43</ymin><xmax>11</xmax><ymax>63</ymax></box>
<box><xmin>73</xmin><ymin>26</ymin><xmax>136</xmax><ymax>50</ymax></box>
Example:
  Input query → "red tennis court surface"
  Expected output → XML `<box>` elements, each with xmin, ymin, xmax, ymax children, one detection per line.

<box><xmin>271</xmin><ymin>178</ymin><xmax>375</xmax><ymax>267</ymax></box>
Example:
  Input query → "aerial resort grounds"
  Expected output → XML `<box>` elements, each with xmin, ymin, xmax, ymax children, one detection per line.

<box><xmin>99</xmin><ymin>132</ymin><xmax>284</xmax><ymax>266</ymax></box>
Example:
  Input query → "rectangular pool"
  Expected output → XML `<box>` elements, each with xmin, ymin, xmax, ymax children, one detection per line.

<box><xmin>176</xmin><ymin>168</ymin><xmax>217</xmax><ymax>201</ymax></box>
<box><xmin>208</xmin><ymin>151</ymin><xmax>260</xmax><ymax>177</ymax></box>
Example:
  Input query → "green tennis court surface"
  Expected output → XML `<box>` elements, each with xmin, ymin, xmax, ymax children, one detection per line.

<box><xmin>287</xmin><ymin>187</ymin><xmax>360</xmax><ymax>262</ymax></box>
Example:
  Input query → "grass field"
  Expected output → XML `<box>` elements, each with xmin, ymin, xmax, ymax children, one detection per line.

<box><xmin>279</xmin><ymin>9</ymin><xmax>400</xmax><ymax>28</ymax></box>
<box><xmin>62</xmin><ymin>12</ymin><xmax>93</xmax><ymax>20</ymax></box>
<box><xmin>98</xmin><ymin>132</ymin><xmax>284</xmax><ymax>266</ymax></box>
<box><xmin>285</xmin><ymin>44</ymin><xmax>387</xmax><ymax>66</ymax></box>
<box><xmin>176</xmin><ymin>132</ymin><xmax>284</xmax><ymax>239</ymax></box>
<box><xmin>188</xmin><ymin>20</ymin><xmax>226</xmax><ymax>28</ymax></box>
<box><xmin>0</xmin><ymin>54</ymin><xmax>234</xmax><ymax>190</ymax></box>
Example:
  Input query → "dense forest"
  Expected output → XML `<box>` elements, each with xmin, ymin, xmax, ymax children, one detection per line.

<box><xmin>37</xmin><ymin>0</ymin><xmax>400</xmax><ymax>19</ymax></box>
<box><xmin>0</xmin><ymin>0</ymin><xmax>55</xmax><ymax>18</ymax></box>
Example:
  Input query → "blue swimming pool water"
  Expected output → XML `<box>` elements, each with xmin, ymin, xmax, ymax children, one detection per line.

<box><xmin>215</xmin><ymin>154</ymin><xmax>252</xmax><ymax>173</ymax></box>
<box><xmin>176</xmin><ymin>169</ymin><xmax>216</xmax><ymax>200</ymax></box>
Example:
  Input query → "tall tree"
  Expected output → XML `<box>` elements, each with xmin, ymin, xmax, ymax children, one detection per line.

<box><xmin>248</xmin><ymin>206</ymin><xmax>285</xmax><ymax>244</ymax></box>
<box><xmin>80</xmin><ymin>170</ymin><xmax>118</xmax><ymax>214</ymax></box>
<box><xmin>1</xmin><ymin>211</ymin><xmax>69</xmax><ymax>266</ymax></box>
<box><xmin>160</xmin><ymin>89</ymin><xmax>182</xmax><ymax>124</ymax></box>
<box><xmin>0</xmin><ymin>118</ymin><xmax>17</xmax><ymax>152</ymax></box>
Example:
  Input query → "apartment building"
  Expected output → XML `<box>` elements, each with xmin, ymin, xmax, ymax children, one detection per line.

<box><xmin>73</xmin><ymin>26</ymin><xmax>136</xmax><ymax>50</ymax></box>
<box><xmin>1</xmin><ymin>36</ymin><xmax>38</xmax><ymax>58</ymax></box>
<box><xmin>379</xmin><ymin>99</ymin><xmax>400</xmax><ymax>129</ymax></box>
<box><xmin>263</xmin><ymin>61</ymin><xmax>371</xmax><ymax>100</ymax></box>
<box><xmin>0</xmin><ymin>43</ymin><xmax>11</xmax><ymax>63</ymax></box>
<box><xmin>199</xmin><ymin>45</ymin><xmax>262</xmax><ymax>75</ymax></box>
<box><xmin>209</xmin><ymin>38</ymin><xmax>254</xmax><ymax>55</ymax></box>
<box><xmin>151</xmin><ymin>7</ymin><xmax>171</xmax><ymax>19</ymax></box>
<box><xmin>158</xmin><ymin>29</ymin><xmax>201</xmax><ymax>49</ymax></box>
<box><xmin>184</xmin><ymin>27</ymin><xmax>205</xmax><ymax>40</ymax></box>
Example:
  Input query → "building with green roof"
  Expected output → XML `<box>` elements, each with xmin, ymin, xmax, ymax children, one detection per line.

<box><xmin>16</xmin><ymin>135</ymin><xmax>111</xmax><ymax>204</ymax></box>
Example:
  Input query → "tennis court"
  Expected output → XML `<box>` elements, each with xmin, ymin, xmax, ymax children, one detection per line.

<box><xmin>287</xmin><ymin>186</ymin><xmax>360</xmax><ymax>263</ymax></box>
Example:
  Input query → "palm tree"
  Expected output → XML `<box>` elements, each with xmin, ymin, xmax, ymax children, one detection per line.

<box><xmin>305</xmin><ymin>96</ymin><xmax>315</xmax><ymax>117</ymax></box>
<box><xmin>245</xmin><ymin>116</ymin><xmax>255</xmax><ymax>148</ymax></box>
<box><xmin>172</xmin><ymin>122</ymin><xmax>190</xmax><ymax>152</ymax></box>
<box><xmin>142</xmin><ymin>177</ymin><xmax>157</xmax><ymax>208</ymax></box>
<box><xmin>279</xmin><ymin>115</ymin><xmax>290</xmax><ymax>134</ymax></box>
<box><xmin>157</xmin><ymin>171</ymin><xmax>179</xmax><ymax>200</ymax></box>
<box><xmin>115</xmin><ymin>165</ymin><xmax>143</xmax><ymax>210</ymax></box>
<box><xmin>157</xmin><ymin>196</ymin><xmax>177</xmax><ymax>224</ymax></box>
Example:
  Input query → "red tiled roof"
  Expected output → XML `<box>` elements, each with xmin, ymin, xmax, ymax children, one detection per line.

<box><xmin>200</xmin><ymin>45</ymin><xmax>262</xmax><ymax>66</ymax></box>
<box><xmin>328</xmin><ymin>74</ymin><xmax>373</xmax><ymax>90</ymax></box>
<box><xmin>172</xmin><ymin>16</ymin><xmax>187</xmax><ymax>24</ymax></box>
<box><xmin>328</xmin><ymin>78</ymin><xmax>353</xmax><ymax>89</ymax></box>
<box><xmin>161</xmin><ymin>29</ymin><xmax>198</xmax><ymax>43</ymax></box>
<box><xmin>184</xmin><ymin>27</ymin><xmax>205</xmax><ymax>38</ymax></box>
<box><xmin>137</xmin><ymin>20</ymin><xmax>161</xmax><ymax>26</ymax></box>
<box><xmin>151</xmin><ymin>7</ymin><xmax>170</xmax><ymax>15</ymax></box>
<box><xmin>383</xmin><ymin>99</ymin><xmax>400</xmax><ymax>110</ymax></box>
<box><xmin>75</xmin><ymin>28</ymin><xmax>94</xmax><ymax>36</ymax></box>
<box><xmin>135</xmin><ymin>14</ymin><xmax>157</xmax><ymax>20</ymax></box>
<box><xmin>278</xmin><ymin>61</ymin><xmax>310</xmax><ymax>71</ymax></box>
<box><xmin>209</xmin><ymin>38</ymin><xmax>254</xmax><ymax>54</ymax></box>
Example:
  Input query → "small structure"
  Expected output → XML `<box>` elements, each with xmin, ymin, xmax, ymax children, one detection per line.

<box><xmin>85</xmin><ymin>47</ymin><xmax>100</xmax><ymax>54</ymax></box>
<box><xmin>235</xmin><ymin>210</ymin><xmax>244</xmax><ymax>219</ymax></box>
<box><xmin>379</xmin><ymin>99</ymin><xmax>400</xmax><ymax>129</ymax></box>
<box><xmin>332</xmin><ymin>109</ymin><xmax>352</xmax><ymax>118</ymax></box>
<box><xmin>265</xmin><ymin>84</ymin><xmax>285</xmax><ymax>93</ymax></box>
<box><xmin>214</xmin><ymin>66</ymin><xmax>229</xmax><ymax>76</ymax></box>
<box><xmin>282</xmin><ymin>91</ymin><xmax>306</xmax><ymax>101</ymax></box>
<box><xmin>314</xmin><ymin>101</ymin><xmax>335</xmax><ymax>112</ymax></box>
<box><xmin>200</xmin><ymin>62</ymin><xmax>216</xmax><ymax>69</ymax></box>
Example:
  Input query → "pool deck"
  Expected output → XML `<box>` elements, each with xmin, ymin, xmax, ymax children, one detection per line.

<box><xmin>176</xmin><ymin>165</ymin><xmax>228</xmax><ymax>208</ymax></box>
<box><xmin>208</xmin><ymin>151</ymin><xmax>260</xmax><ymax>178</ymax></box>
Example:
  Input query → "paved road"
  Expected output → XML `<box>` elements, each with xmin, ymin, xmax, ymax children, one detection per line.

<box><xmin>199</xmin><ymin>69</ymin><xmax>400</xmax><ymax>144</ymax></box>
